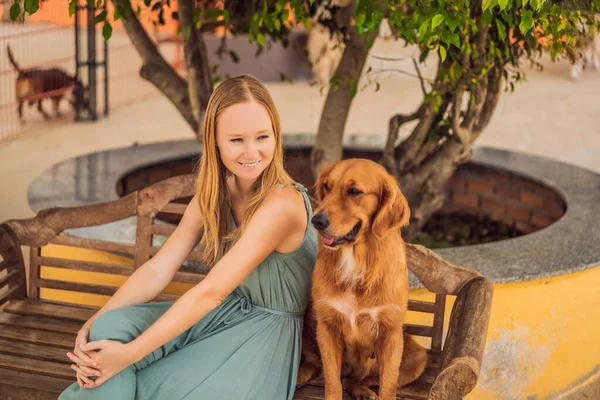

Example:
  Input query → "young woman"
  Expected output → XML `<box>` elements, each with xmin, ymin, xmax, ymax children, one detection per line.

<box><xmin>59</xmin><ymin>75</ymin><xmax>317</xmax><ymax>400</ymax></box>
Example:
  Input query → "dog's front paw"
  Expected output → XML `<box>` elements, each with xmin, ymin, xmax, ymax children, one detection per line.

<box><xmin>342</xmin><ymin>377</ymin><xmax>378</xmax><ymax>400</ymax></box>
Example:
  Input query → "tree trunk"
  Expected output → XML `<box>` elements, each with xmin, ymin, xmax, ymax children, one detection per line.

<box><xmin>391</xmin><ymin>65</ymin><xmax>503</xmax><ymax>242</ymax></box>
<box><xmin>115</xmin><ymin>0</ymin><xmax>215</xmax><ymax>137</ymax></box>
<box><xmin>178</xmin><ymin>0</ymin><xmax>213</xmax><ymax>141</ymax></box>
<box><xmin>310</xmin><ymin>28</ymin><xmax>377</xmax><ymax>178</ymax></box>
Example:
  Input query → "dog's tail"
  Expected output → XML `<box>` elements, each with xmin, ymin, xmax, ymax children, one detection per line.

<box><xmin>6</xmin><ymin>45</ymin><xmax>22</xmax><ymax>74</ymax></box>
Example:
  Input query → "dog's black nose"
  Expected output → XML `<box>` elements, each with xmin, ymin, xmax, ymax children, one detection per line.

<box><xmin>311</xmin><ymin>213</ymin><xmax>330</xmax><ymax>231</ymax></box>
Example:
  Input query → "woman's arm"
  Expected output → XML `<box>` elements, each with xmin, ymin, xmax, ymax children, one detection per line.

<box><xmin>69</xmin><ymin>194</ymin><xmax>205</xmax><ymax>384</ymax></box>
<box><xmin>84</xmin><ymin>188</ymin><xmax>305</xmax><ymax>373</ymax></box>
<box><xmin>82</xmin><ymin>194</ymin><xmax>204</xmax><ymax>330</ymax></box>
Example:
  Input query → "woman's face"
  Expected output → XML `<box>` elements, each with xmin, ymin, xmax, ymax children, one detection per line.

<box><xmin>216</xmin><ymin>101</ymin><xmax>275</xmax><ymax>184</ymax></box>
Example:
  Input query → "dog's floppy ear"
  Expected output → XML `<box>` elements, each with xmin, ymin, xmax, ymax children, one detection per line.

<box><xmin>372</xmin><ymin>174</ymin><xmax>410</xmax><ymax>239</ymax></box>
<box><xmin>313</xmin><ymin>162</ymin><xmax>335</xmax><ymax>202</ymax></box>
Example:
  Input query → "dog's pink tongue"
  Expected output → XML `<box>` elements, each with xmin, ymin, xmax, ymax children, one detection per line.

<box><xmin>322</xmin><ymin>236</ymin><xmax>334</xmax><ymax>246</ymax></box>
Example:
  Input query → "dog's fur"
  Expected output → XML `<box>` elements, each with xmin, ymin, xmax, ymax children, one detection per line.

<box><xmin>7</xmin><ymin>45</ymin><xmax>88</xmax><ymax>121</ymax></box>
<box><xmin>297</xmin><ymin>159</ymin><xmax>427</xmax><ymax>400</ymax></box>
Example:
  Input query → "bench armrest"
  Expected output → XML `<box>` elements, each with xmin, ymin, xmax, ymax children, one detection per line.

<box><xmin>429</xmin><ymin>277</ymin><xmax>494</xmax><ymax>400</ymax></box>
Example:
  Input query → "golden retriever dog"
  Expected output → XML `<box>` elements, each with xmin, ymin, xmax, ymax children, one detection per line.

<box><xmin>297</xmin><ymin>159</ymin><xmax>427</xmax><ymax>400</ymax></box>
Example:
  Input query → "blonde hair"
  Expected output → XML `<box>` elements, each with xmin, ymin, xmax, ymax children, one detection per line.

<box><xmin>196</xmin><ymin>75</ymin><xmax>295</xmax><ymax>267</ymax></box>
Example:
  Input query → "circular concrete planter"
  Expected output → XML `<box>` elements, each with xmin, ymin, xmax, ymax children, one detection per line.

<box><xmin>28</xmin><ymin>136</ymin><xmax>600</xmax><ymax>399</ymax></box>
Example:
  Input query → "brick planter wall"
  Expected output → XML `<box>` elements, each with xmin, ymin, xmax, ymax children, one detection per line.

<box><xmin>443</xmin><ymin>163</ymin><xmax>566</xmax><ymax>233</ymax></box>
<box><xmin>117</xmin><ymin>151</ymin><xmax>566</xmax><ymax>235</ymax></box>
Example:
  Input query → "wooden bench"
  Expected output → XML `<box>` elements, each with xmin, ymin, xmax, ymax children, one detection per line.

<box><xmin>0</xmin><ymin>174</ymin><xmax>493</xmax><ymax>400</ymax></box>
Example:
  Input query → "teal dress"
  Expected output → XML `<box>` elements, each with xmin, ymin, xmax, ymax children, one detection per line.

<box><xmin>59</xmin><ymin>184</ymin><xmax>317</xmax><ymax>400</ymax></box>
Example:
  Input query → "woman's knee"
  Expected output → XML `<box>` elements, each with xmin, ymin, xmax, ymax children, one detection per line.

<box><xmin>89</xmin><ymin>307</ymin><xmax>141</xmax><ymax>343</ymax></box>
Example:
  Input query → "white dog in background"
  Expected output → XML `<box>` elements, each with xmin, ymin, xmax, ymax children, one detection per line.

<box><xmin>567</xmin><ymin>19</ymin><xmax>600</xmax><ymax>80</ymax></box>
<box><xmin>568</xmin><ymin>33</ymin><xmax>600</xmax><ymax>80</ymax></box>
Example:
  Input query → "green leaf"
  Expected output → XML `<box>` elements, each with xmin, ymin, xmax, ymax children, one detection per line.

<box><xmin>498</xmin><ymin>0</ymin><xmax>508</xmax><ymax>10</ymax></box>
<box><xmin>355</xmin><ymin>12</ymin><xmax>366</xmax><ymax>27</ymax></box>
<box><xmin>264</xmin><ymin>14</ymin><xmax>274</xmax><ymax>32</ymax></box>
<box><xmin>257</xmin><ymin>32</ymin><xmax>265</xmax><ymax>47</ymax></box>
<box><xmin>96</xmin><ymin>0</ymin><xmax>102</xmax><ymax>8</ymax></box>
<box><xmin>449</xmin><ymin>32</ymin><xmax>460</xmax><ymax>49</ymax></box>
<box><xmin>10</xmin><ymin>1</ymin><xmax>20</xmax><ymax>21</ymax></box>
<box><xmin>144</xmin><ymin>0</ymin><xmax>151</xmax><ymax>7</ymax></box>
<box><xmin>519</xmin><ymin>11</ymin><xmax>534</xmax><ymax>34</ymax></box>
<box><xmin>274</xmin><ymin>18</ymin><xmax>281</xmax><ymax>31</ymax></box>
<box><xmin>423</xmin><ymin>92</ymin><xmax>434</xmax><ymax>104</ymax></box>
<box><xmin>496</xmin><ymin>20</ymin><xmax>506</xmax><ymax>41</ymax></box>
<box><xmin>102</xmin><ymin>21</ymin><xmax>112</xmax><ymax>40</ymax></box>
<box><xmin>522</xmin><ymin>0</ymin><xmax>529</xmax><ymax>6</ymax></box>
<box><xmin>68</xmin><ymin>0</ymin><xmax>77</xmax><ymax>17</ymax></box>
<box><xmin>24</xmin><ymin>0</ymin><xmax>39</xmax><ymax>15</ymax></box>
<box><xmin>439</xmin><ymin>45</ymin><xmax>447</xmax><ymax>62</ymax></box>
<box><xmin>482</xmin><ymin>0</ymin><xmax>492</xmax><ymax>11</ymax></box>
<box><xmin>94</xmin><ymin>10</ymin><xmax>107</xmax><ymax>24</ymax></box>
<box><xmin>114</xmin><ymin>7</ymin><xmax>121</xmax><ymax>21</ymax></box>
<box><xmin>482</xmin><ymin>10</ymin><xmax>493</xmax><ymax>26</ymax></box>
<box><xmin>431</xmin><ymin>14</ymin><xmax>444</xmax><ymax>30</ymax></box>
<box><xmin>222</xmin><ymin>9</ymin><xmax>230</xmax><ymax>24</ymax></box>
<box><xmin>418</xmin><ymin>21</ymin><xmax>428</xmax><ymax>38</ymax></box>
<box><xmin>445</xmin><ymin>15</ymin><xmax>459</xmax><ymax>31</ymax></box>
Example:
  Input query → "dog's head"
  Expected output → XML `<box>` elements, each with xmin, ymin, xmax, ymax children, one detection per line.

<box><xmin>311</xmin><ymin>159</ymin><xmax>410</xmax><ymax>248</ymax></box>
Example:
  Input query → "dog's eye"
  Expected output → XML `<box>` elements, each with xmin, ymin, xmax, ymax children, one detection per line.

<box><xmin>322</xmin><ymin>182</ymin><xmax>329</xmax><ymax>192</ymax></box>
<box><xmin>347</xmin><ymin>187</ymin><xmax>362</xmax><ymax>197</ymax></box>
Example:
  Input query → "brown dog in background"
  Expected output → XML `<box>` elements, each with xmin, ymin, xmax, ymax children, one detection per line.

<box><xmin>7</xmin><ymin>45</ymin><xmax>88</xmax><ymax>121</ymax></box>
<box><xmin>297</xmin><ymin>159</ymin><xmax>427</xmax><ymax>400</ymax></box>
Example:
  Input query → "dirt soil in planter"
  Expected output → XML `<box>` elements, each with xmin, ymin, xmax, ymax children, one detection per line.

<box><xmin>413</xmin><ymin>212</ymin><xmax>525</xmax><ymax>249</ymax></box>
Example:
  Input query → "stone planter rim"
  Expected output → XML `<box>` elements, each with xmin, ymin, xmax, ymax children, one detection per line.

<box><xmin>26</xmin><ymin>135</ymin><xmax>600</xmax><ymax>287</ymax></box>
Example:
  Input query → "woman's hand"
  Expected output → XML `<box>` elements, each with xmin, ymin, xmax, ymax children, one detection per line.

<box><xmin>80</xmin><ymin>339</ymin><xmax>138</xmax><ymax>387</ymax></box>
<box><xmin>67</xmin><ymin>327</ymin><xmax>101</xmax><ymax>388</ymax></box>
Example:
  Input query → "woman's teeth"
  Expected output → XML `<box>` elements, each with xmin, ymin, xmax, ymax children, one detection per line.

<box><xmin>241</xmin><ymin>160</ymin><xmax>260</xmax><ymax>167</ymax></box>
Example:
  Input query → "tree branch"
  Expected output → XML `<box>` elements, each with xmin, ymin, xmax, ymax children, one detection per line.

<box><xmin>394</xmin><ymin>101</ymin><xmax>436</xmax><ymax>172</ymax></box>
<box><xmin>178</xmin><ymin>0</ymin><xmax>213</xmax><ymax>140</ymax></box>
<box><xmin>451</xmin><ymin>87</ymin><xmax>470</xmax><ymax>144</ymax></box>
<box><xmin>474</xmin><ymin>66</ymin><xmax>503</xmax><ymax>136</ymax></box>
<box><xmin>383</xmin><ymin>110</ymin><xmax>421</xmax><ymax>176</ymax></box>
<box><xmin>412</xmin><ymin>58</ymin><xmax>427</xmax><ymax>96</ymax></box>
<box><xmin>114</xmin><ymin>0</ymin><xmax>197</xmax><ymax>133</ymax></box>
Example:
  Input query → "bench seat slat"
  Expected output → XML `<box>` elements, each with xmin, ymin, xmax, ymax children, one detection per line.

<box><xmin>293</xmin><ymin>381</ymin><xmax>431</xmax><ymax>399</ymax></box>
<box><xmin>4</xmin><ymin>300</ymin><xmax>96</xmax><ymax>322</ymax></box>
<box><xmin>0</xmin><ymin>367</ymin><xmax>72</xmax><ymax>394</ymax></box>
<box><xmin>0</xmin><ymin>323</ymin><xmax>75</xmax><ymax>349</ymax></box>
<box><xmin>0</xmin><ymin>312</ymin><xmax>81</xmax><ymax>334</ymax></box>
<box><xmin>0</xmin><ymin>338</ymin><xmax>71</xmax><ymax>364</ymax></box>
<box><xmin>0</xmin><ymin>353</ymin><xmax>75</xmax><ymax>379</ymax></box>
